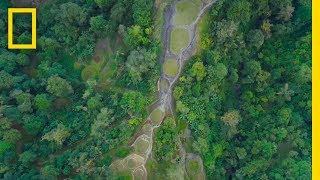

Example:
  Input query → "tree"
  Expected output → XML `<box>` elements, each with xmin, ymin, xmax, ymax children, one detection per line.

<box><xmin>18</xmin><ymin>151</ymin><xmax>37</xmax><ymax>166</ymax></box>
<box><xmin>215</xmin><ymin>20</ymin><xmax>239</xmax><ymax>45</ymax></box>
<box><xmin>190</xmin><ymin>62</ymin><xmax>206</xmax><ymax>81</ymax></box>
<box><xmin>247</xmin><ymin>29</ymin><xmax>264</xmax><ymax>48</ymax></box>
<box><xmin>38</xmin><ymin>37</ymin><xmax>61</xmax><ymax>61</ymax></box>
<box><xmin>0</xmin><ymin>71</ymin><xmax>19</xmax><ymax>90</ymax></box>
<box><xmin>120</xmin><ymin>91</ymin><xmax>148</xmax><ymax>115</ymax></box>
<box><xmin>277</xmin><ymin>83</ymin><xmax>294</xmax><ymax>101</ymax></box>
<box><xmin>17</xmin><ymin>32</ymin><xmax>32</xmax><ymax>45</ymax></box>
<box><xmin>221</xmin><ymin>110</ymin><xmax>241</xmax><ymax>128</ymax></box>
<box><xmin>40</xmin><ymin>165</ymin><xmax>59</xmax><ymax>179</ymax></box>
<box><xmin>192</xmin><ymin>137</ymin><xmax>209</xmax><ymax>154</ymax></box>
<box><xmin>132</xmin><ymin>0</ymin><xmax>154</xmax><ymax>27</ymax></box>
<box><xmin>173</xmin><ymin>87</ymin><xmax>183</xmax><ymax>100</ymax></box>
<box><xmin>277</xmin><ymin>5</ymin><xmax>295</xmax><ymax>21</ymax></box>
<box><xmin>295</xmin><ymin>64</ymin><xmax>311</xmax><ymax>84</ymax></box>
<box><xmin>46</xmin><ymin>75</ymin><xmax>74</xmax><ymax>97</ymax></box>
<box><xmin>34</xmin><ymin>94</ymin><xmax>52</xmax><ymax>111</ymax></box>
<box><xmin>278</xmin><ymin>108</ymin><xmax>292</xmax><ymax>125</ymax></box>
<box><xmin>42</xmin><ymin>124</ymin><xmax>70</xmax><ymax>145</ymax></box>
<box><xmin>208</xmin><ymin>63</ymin><xmax>228</xmax><ymax>82</ymax></box>
<box><xmin>126</xmin><ymin>48</ymin><xmax>156</xmax><ymax>82</ymax></box>
<box><xmin>235</xmin><ymin>147</ymin><xmax>247</xmax><ymax>160</ymax></box>
<box><xmin>243</xmin><ymin>60</ymin><xmax>262</xmax><ymax>83</ymax></box>
<box><xmin>154</xmin><ymin>117</ymin><xmax>178</xmax><ymax>162</ymax></box>
<box><xmin>261</xmin><ymin>19</ymin><xmax>272</xmax><ymax>39</ymax></box>
<box><xmin>23</xmin><ymin>115</ymin><xmax>45</xmax><ymax>135</ymax></box>
<box><xmin>72</xmin><ymin>31</ymin><xmax>95</xmax><ymax>62</ymax></box>
<box><xmin>110</xmin><ymin>2</ymin><xmax>126</xmax><ymax>23</ymax></box>
<box><xmin>124</xmin><ymin>25</ymin><xmax>145</xmax><ymax>49</ymax></box>
<box><xmin>91</xmin><ymin>108</ymin><xmax>114</xmax><ymax>137</ymax></box>
<box><xmin>87</xmin><ymin>95</ymin><xmax>102</xmax><ymax>110</ymax></box>
<box><xmin>3</xmin><ymin>129</ymin><xmax>22</xmax><ymax>144</ymax></box>
<box><xmin>57</xmin><ymin>2</ymin><xmax>87</xmax><ymax>26</ymax></box>
<box><xmin>94</xmin><ymin>0</ymin><xmax>114</xmax><ymax>8</ymax></box>
<box><xmin>0</xmin><ymin>141</ymin><xmax>12</xmax><ymax>154</ymax></box>
<box><xmin>227</xmin><ymin>0</ymin><xmax>251</xmax><ymax>24</ymax></box>
<box><xmin>90</xmin><ymin>15</ymin><xmax>110</xmax><ymax>36</ymax></box>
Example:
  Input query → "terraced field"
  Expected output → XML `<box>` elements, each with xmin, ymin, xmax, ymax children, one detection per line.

<box><xmin>110</xmin><ymin>0</ymin><xmax>215</xmax><ymax>179</ymax></box>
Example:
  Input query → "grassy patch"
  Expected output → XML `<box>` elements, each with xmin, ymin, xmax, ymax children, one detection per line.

<box><xmin>160</xmin><ymin>78</ymin><xmax>169</xmax><ymax>90</ymax></box>
<box><xmin>146</xmin><ymin>159</ymin><xmax>176</xmax><ymax>180</ymax></box>
<box><xmin>186</xmin><ymin>159</ymin><xmax>205</xmax><ymax>180</ymax></box>
<box><xmin>186</xmin><ymin>159</ymin><xmax>200</xmax><ymax>174</ymax></box>
<box><xmin>116</xmin><ymin>171</ymin><xmax>132</xmax><ymax>180</ymax></box>
<box><xmin>197</xmin><ymin>12</ymin><xmax>213</xmax><ymax>51</ymax></box>
<box><xmin>170</xmin><ymin>28</ymin><xmax>190</xmax><ymax>55</ymax></box>
<box><xmin>149</xmin><ymin>108</ymin><xmax>164</xmax><ymax>125</ymax></box>
<box><xmin>163</xmin><ymin>59</ymin><xmax>179</xmax><ymax>76</ymax></box>
<box><xmin>133</xmin><ymin>169</ymin><xmax>144</xmax><ymax>180</ymax></box>
<box><xmin>174</xmin><ymin>0</ymin><xmax>199</xmax><ymax>25</ymax></box>
<box><xmin>134</xmin><ymin>138</ymin><xmax>149</xmax><ymax>155</ymax></box>
<box><xmin>191</xmin><ymin>0</ymin><xmax>202</xmax><ymax>7</ymax></box>
<box><xmin>110</xmin><ymin>160</ymin><xmax>127</xmax><ymax>173</ymax></box>
<box><xmin>142</xmin><ymin>123</ymin><xmax>153</xmax><ymax>133</ymax></box>
<box><xmin>127</xmin><ymin>158</ymin><xmax>137</xmax><ymax>169</ymax></box>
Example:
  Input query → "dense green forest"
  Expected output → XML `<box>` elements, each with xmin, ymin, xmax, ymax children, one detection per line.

<box><xmin>0</xmin><ymin>0</ymin><xmax>161</xmax><ymax>178</ymax></box>
<box><xmin>0</xmin><ymin>0</ymin><xmax>311</xmax><ymax>179</ymax></box>
<box><xmin>174</xmin><ymin>0</ymin><xmax>311</xmax><ymax>179</ymax></box>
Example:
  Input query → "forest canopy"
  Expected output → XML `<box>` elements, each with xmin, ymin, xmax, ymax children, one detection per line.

<box><xmin>0</xmin><ymin>0</ymin><xmax>311</xmax><ymax>179</ymax></box>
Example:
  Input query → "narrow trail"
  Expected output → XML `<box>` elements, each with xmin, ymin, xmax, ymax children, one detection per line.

<box><xmin>110</xmin><ymin>0</ymin><xmax>215</xmax><ymax>179</ymax></box>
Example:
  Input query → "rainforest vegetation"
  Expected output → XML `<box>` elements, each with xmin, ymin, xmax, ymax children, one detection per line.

<box><xmin>0</xmin><ymin>0</ymin><xmax>311</xmax><ymax>179</ymax></box>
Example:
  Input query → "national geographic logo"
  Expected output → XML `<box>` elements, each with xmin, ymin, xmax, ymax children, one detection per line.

<box><xmin>8</xmin><ymin>8</ymin><xmax>36</xmax><ymax>49</ymax></box>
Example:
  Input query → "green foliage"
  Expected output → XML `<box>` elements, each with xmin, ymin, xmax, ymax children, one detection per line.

<box><xmin>18</xmin><ymin>151</ymin><xmax>37</xmax><ymax>166</ymax></box>
<box><xmin>174</xmin><ymin>0</ymin><xmax>311</xmax><ymax>178</ymax></box>
<box><xmin>0</xmin><ymin>0</ymin><xmax>158</xmax><ymax>178</ymax></box>
<box><xmin>0</xmin><ymin>141</ymin><xmax>12</xmax><ymax>154</ymax></box>
<box><xmin>42</xmin><ymin>124</ymin><xmax>70</xmax><ymax>145</ymax></box>
<box><xmin>34</xmin><ymin>94</ymin><xmax>52</xmax><ymax>111</ymax></box>
<box><xmin>126</xmin><ymin>48</ymin><xmax>156</xmax><ymax>82</ymax></box>
<box><xmin>132</xmin><ymin>0</ymin><xmax>154</xmax><ymax>27</ymax></box>
<box><xmin>87</xmin><ymin>95</ymin><xmax>103</xmax><ymax>110</ymax></box>
<box><xmin>115</xmin><ymin>147</ymin><xmax>131</xmax><ymax>158</ymax></box>
<box><xmin>221</xmin><ymin>110</ymin><xmax>241</xmax><ymax>127</ymax></box>
<box><xmin>227</xmin><ymin>0</ymin><xmax>251</xmax><ymax>25</ymax></box>
<box><xmin>46</xmin><ymin>75</ymin><xmax>74</xmax><ymax>97</ymax></box>
<box><xmin>154</xmin><ymin>117</ymin><xmax>178</xmax><ymax>162</ymax></box>
<box><xmin>120</xmin><ymin>91</ymin><xmax>149</xmax><ymax>116</ymax></box>
<box><xmin>190</xmin><ymin>61</ymin><xmax>206</xmax><ymax>81</ymax></box>
<box><xmin>124</xmin><ymin>25</ymin><xmax>149</xmax><ymax>49</ymax></box>
<box><xmin>0</xmin><ymin>71</ymin><xmax>19</xmax><ymax>90</ymax></box>
<box><xmin>90</xmin><ymin>15</ymin><xmax>109</xmax><ymax>36</ymax></box>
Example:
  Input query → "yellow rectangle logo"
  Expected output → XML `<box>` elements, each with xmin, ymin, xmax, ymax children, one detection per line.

<box><xmin>8</xmin><ymin>8</ymin><xmax>37</xmax><ymax>49</ymax></box>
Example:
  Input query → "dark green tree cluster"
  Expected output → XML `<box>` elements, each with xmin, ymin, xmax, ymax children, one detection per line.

<box><xmin>0</xmin><ymin>0</ymin><xmax>158</xmax><ymax>178</ymax></box>
<box><xmin>174</xmin><ymin>0</ymin><xmax>311</xmax><ymax>179</ymax></box>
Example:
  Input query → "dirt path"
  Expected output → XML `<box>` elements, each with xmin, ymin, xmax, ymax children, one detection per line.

<box><xmin>110</xmin><ymin>1</ymin><xmax>215</xmax><ymax>179</ymax></box>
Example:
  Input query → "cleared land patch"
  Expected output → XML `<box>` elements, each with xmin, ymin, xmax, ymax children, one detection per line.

<box><xmin>163</xmin><ymin>59</ymin><xmax>179</xmax><ymax>76</ymax></box>
<box><xmin>174</xmin><ymin>0</ymin><xmax>199</xmax><ymax>25</ymax></box>
<box><xmin>160</xmin><ymin>78</ymin><xmax>169</xmax><ymax>90</ymax></box>
<box><xmin>186</xmin><ymin>158</ymin><xmax>205</xmax><ymax>180</ymax></box>
<box><xmin>134</xmin><ymin>138</ymin><xmax>150</xmax><ymax>155</ymax></box>
<box><xmin>142</xmin><ymin>123</ymin><xmax>153</xmax><ymax>134</ymax></box>
<box><xmin>170</xmin><ymin>28</ymin><xmax>190</xmax><ymax>55</ymax></box>
<box><xmin>149</xmin><ymin>108</ymin><xmax>164</xmax><ymax>126</ymax></box>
